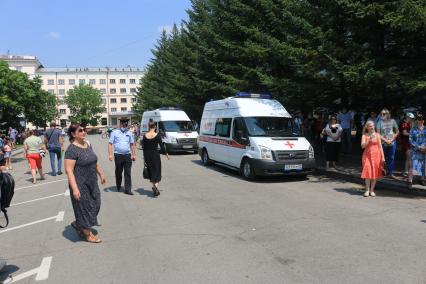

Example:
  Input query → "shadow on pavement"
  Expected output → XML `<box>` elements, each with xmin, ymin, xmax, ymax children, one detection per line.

<box><xmin>190</xmin><ymin>160</ymin><xmax>309</xmax><ymax>184</ymax></box>
<box><xmin>0</xmin><ymin>264</ymin><xmax>19</xmax><ymax>282</ymax></box>
<box><xmin>333</xmin><ymin>187</ymin><xmax>423</xmax><ymax>199</ymax></box>
<box><xmin>62</xmin><ymin>225</ymin><xmax>83</xmax><ymax>243</ymax></box>
<box><xmin>135</xmin><ymin>188</ymin><xmax>156</xmax><ymax>198</ymax></box>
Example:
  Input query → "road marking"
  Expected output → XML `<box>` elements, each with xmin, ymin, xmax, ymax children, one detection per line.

<box><xmin>64</xmin><ymin>189</ymin><xmax>70</xmax><ymax>196</ymax></box>
<box><xmin>15</xmin><ymin>179</ymin><xmax>68</xmax><ymax>191</ymax></box>
<box><xmin>0</xmin><ymin>211</ymin><xmax>64</xmax><ymax>234</ymax></box>
<box><xmin>11</xmin><ymin>191</ymin><xmax>68</xmax><ymax>207</ymax></box>
<box><xmin>35</xmin><ymin>256</ymin><xmax>52</xmax><ymax>281</ymax></box>
<box><xmin>10</xmin><ymin>256</ymin><xmax>52</xmax><ymax>283</ymax></box>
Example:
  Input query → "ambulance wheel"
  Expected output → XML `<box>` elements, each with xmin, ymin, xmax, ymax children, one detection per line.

<box><xmin>202</xmin><ymin>149</ymin><xmax>213</xmax><ymax>166</ymax></box>
<box><xmin>241</xmin><ymin>158</ymin><xmax>255</xmax><ymax>180</ymax></box>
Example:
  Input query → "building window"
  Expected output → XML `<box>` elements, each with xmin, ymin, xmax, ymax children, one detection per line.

<box><xmin>48</xmin><ymin>89</ymin><xmax>55</xmax><ymax>94</ymax></box>
<box><xmin>130</xmin><ymin>88</ymin><xmax>136</xmax><ymax>93</ymax></box>
<box><xmin>89</xmin><ymin>79</ymin><xmax>96</xmax><ymax>85</ymax></box>
<box><xmin>110</xmin><ymin>98</ymin><xmax>117</xmax><ymax>104</ymax></box>
<box><xmin>100</xmin><ymin>79</ymin><xmax>106</xmax><ymax>85</ymax></box>
<box><xmin>79</xmin><ymin>79</ymin><xmax>85</xmax><ymax>85</ymax></box>
<box><xmin>120</xmin><ymin>98</ymin><xmax>127</xmax><ymax>103</ymax></box>
<box><xmin>59</xmin><ymin>89</ymin><xmax>65</xmax><ymax>95</ymax></box>
<box><xmin>130</xmin><ymin>79</ymin><xmax>136</xmax><ymax>84</ymax></box>
<box><xmin>15</xmin><ymin>66</ymin><xmax>22</xmax><ymax>72</ymax></box>
<box><xmin>57</xmin><ymin>98</ymin><xmax>64</xmax><ymax>104</ymax></box>
<box><xmin>99</xmin><ymin>88</ymin><xmax>106</xmax><ymax>94</ymax></box>
<box><xmin>110</xmin><ymin>79</ymin><xmax>116</xmax><ymax>84</ymax></box>
<box><xmin>121</xmin><ymin>107</ymin><xmax>127</xmax><ymax>112</ymax></box>
<box><xmin>102</xmin><ymin>98</ymin><xmax>107</xmax><ymax>105</ymax></box>
<box><xmin>120</xmin><ymin>88</ymin><xmax>126</xmax><ymax>94</ymax></box>
<box><xmin>110</xmin><ymin>88</ymin><xmax>116</xmax><ymax>94</ymax></box>
<box><xmin>131</xmin><ymin>98</ymin><xmax>137</xmax><ymax>103</ymax></box>
<box><xmin>111</xmin><ymin>107</ymin><xmax>117</xmax><ymax>113</ymax></box>
<box><xmin>59</xmin><ymin>109</ymin><xmax>66</xmax><ymax>114</ymax></box>
<box><xmin>58</xmin><ymin>79</ymin><xmax>65</xmax><ymax>85</ymax></box>
<box><xmin>60</xmin><ymin>119</ymin><xmax>67</xmax><ymax>128</ymax></box>
<box><xmin>48</xmin><ymin>79</ymin><xmax>54</xmax><ymax>85</ymax></box>
<box><xmin>101</xmin><ymin>118</ymin><xmax>107</xmax><ymax>126</ymax></box>
<box><xmin>69</xmin><ymin>79</ymin><xmax>75</xmax><ymax>85</ymax></box>
<box><xmin>120</xmin><ymin>79</ymin><xmax>126</xmax><ymax>84</ymax></box>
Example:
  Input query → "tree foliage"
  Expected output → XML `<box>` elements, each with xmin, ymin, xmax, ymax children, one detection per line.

<box><xmin>0</xmin><ymin>61</ymin><xmax>58</xmax><ymax>128</ymax></box>
<box><xmin>65</xmin><ymin>84</ymin><xmax>104</xmax><ymax>126</ymax></box>
<box><xmin>135</xmin><ymin>0</ymin><xmax>426</xmax><ymax>118</ymax></box>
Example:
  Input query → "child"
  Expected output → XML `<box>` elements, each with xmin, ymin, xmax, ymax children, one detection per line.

<box><xmin>4</xmin><ymin>138</ymin><xmax>12</xmax><ymax>170</ymax></box>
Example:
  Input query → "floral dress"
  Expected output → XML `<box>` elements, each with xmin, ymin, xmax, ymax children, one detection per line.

<box><xmin>410</xmin><ymin>126</ymin><xmax>426</xmax><ymax>177</ymax></box>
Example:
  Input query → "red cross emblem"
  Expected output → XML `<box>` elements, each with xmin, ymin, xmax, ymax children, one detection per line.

<box><xmin>285</xmin><ymin>141</ymin><xmax>295</xmax><ymax>148</ymax></box>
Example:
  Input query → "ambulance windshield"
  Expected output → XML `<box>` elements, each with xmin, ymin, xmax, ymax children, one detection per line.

<box><xmin>244</xmin><ymin>117</ymin><xmax>296</xmax><ymax>137</ymax></box>
<box><xmin>160</xmin><ymin>121</ymin><xmax>195</xmax><ymax>132</ymax></box>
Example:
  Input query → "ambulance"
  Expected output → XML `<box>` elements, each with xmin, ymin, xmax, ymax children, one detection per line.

<box><xmin>140</xmin><ymin>107</ymin><xmax>198</xmax><ymax>153</ymax></box>
<box><xmin>198</xmin><ymin>93</ymin><xmax>315</xmax><ymax>180</ymax></box>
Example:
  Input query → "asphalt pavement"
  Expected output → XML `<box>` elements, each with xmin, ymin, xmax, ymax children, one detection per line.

<box><xmin>2</xmin><ymin>135</ymin><xmax>426</xmax><ymax>284</ymax></box>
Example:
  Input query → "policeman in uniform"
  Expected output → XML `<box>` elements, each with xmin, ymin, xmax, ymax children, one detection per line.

<box><xmin>108</xmin><ymin>118</ymin><xmax>136</xmax><ymax>195</ymax></box>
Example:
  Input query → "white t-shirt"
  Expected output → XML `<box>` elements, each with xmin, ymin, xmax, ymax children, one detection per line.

<box><xmin>325</xmin><ymin>124</ymin><xmax>343</xmax><ymax>142</ymax></box>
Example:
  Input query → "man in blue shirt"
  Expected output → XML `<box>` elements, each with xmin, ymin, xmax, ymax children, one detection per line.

<box><xmin>108</xmin><ymin>118</ymin><xmax>136</xmax><ymax>195</ymax></box>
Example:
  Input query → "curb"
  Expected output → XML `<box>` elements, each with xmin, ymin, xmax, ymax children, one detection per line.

<box><xmin>315</xmin><ymin>168</ymin><xmax>426</xmax><ymax>197</ymax></box>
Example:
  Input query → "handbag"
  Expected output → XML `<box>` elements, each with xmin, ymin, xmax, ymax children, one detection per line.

<box><xmin>143</xmin><ymin>163</ymin><xmax>150</xmax><ymax>179</ymax></box>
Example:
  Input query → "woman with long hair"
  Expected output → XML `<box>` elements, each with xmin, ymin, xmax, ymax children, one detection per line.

<box><xmin>64</xmin><ymin>123</ymin><xmax>106</xmax><ymax>243</ymax></box>
<box><xmin>24</xmin><ymin>130</ymin><xmax>46</xmax><ymax>183</ymax></box>
<box><xmin>142</xmin><ymin>121</ymin><xmax>170</xmax><ymax>196</ymax></box>
<box><xmin>408</xmin><ymin>114</ymin><xmax>426</xmax><ymax>188</ymax></box>
<box><xmin>361</xmin><ymin>121</ymin><xmax>385</xmax><ymax>197</ymax></box>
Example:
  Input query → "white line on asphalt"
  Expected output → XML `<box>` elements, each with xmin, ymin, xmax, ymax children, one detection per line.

<box><xmin>0</xmin><ymin>212</ymin><xmax>64</xmax><ymax>234</ymax></box>
<box><xmin>15</xmin><ymin>179</ymin><xmax>68</xmax><ymax>191</ymax></box>
<box><xmin>10</xmin><ymin>256</ymin><xmax>53</xmax><ymax>283</ymax></box>
<box><xmin>35</xmin><ymin>256</ymin><xmax>52</xmax><ymax>281</ymax></box>
<box><xmin>11</xmin><ymin>191</ymin><xmax>68</xmax><ymax>207</ymax></box>
<box><xmin>64</xmin><ymin>189</ymin><xmax>70</xmax><ymax>196</ymax></box>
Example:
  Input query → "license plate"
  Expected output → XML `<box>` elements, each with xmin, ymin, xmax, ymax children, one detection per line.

<box><xmin>183</xmin><ymin>145</ymin><xmax>193</xmax><ymax>149</ymax></box>
<box><xmin>284</xmin><ymin>164</ymin><xmax>303</xmax><ymax>171</ymax></box>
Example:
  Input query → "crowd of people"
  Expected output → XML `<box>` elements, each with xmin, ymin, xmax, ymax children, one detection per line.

<box><xmin>295</xmin><ymin>108</ymin><xmax>426</xmax><ymax>195</ymax></box>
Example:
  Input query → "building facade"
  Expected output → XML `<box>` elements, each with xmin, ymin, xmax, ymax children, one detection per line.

<box><xmin>1</xmin><ymin>55</ymin><xmax>144</xmax><ymax>127</ymax></box>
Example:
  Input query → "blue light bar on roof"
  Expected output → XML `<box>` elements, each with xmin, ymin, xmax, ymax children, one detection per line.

<box><xmin>236</xmin><ymin>92</ymin><xmax>271</xmax><ymax>99</ymax></box>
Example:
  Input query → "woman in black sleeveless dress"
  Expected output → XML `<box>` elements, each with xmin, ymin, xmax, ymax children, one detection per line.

<box><xmin>142</xmin><ymin>121</ymin><xmax>170</xmax><ymax>196</ymax></box>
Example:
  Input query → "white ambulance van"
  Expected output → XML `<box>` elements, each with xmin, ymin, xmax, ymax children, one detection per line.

<box><xmin>141</xmin><ymin>107</ymin><xmax>198</xmax><ymax>153</ymax></box>
<box><xmin>198</xmin><ymin>93</ymin><xmax>315</xmax><ymax>180</ymax></box>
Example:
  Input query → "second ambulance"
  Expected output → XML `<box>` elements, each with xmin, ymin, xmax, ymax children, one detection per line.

<box><xmin>198</xmin><ymin>93</ymin><xmax>315</xmax><ymax>180</ymax></box>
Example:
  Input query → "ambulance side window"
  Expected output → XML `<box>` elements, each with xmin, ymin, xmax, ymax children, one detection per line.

<box><xmin>233</xmin><ymin>118</ymin><xmax>249</xmax><ymax>145</ymax></box>
<box><xmin>215</xmin><ymin>118</ymin><xmax>232</xmax><ymax>137</ymax></box>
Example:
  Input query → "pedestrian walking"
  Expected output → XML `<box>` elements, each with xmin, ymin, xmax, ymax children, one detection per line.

<box><xmin>8</xmin><ymin>127</ymin><xmax>17</xmax><ymax>149</ymax></box>
<box><xmin>324</xmin><ymin>116</ymin><xmax>343</xmax><ymax>170</ymax></box>
<box><xmin>24</xmin><ymin>130</ymin><xmax>46</xmax><ymax>184</ymax></box>
<box><xmin>361</xmin><ymin>121</ymin><xmax>385</xmax><ymax>197</ymax></box>
<box><xmin>108</xmin><ymin>118</ymin><xmax>136</xmax><ymax>195</ymax></box>
<box><xmin>376</xmin><ymin>109</ymin><xmax>399</xmax><ymax>178</ymax></box>
<box><xmin>3</xmin><ymin>138</ymin><xmax>12</xmax><ymax>170</ymax></box>
<box><xmin>44</xmin><ymin>121</ymin><xmax>64</xmax><ymax>176</ymax></box>
<box><xmin>407</xmin><ymin>114</ymin><xmax>426</xmax><ymax>188</ymax></box>
<box><xmin>142</xmin><ymin>121</ymin><xmax>170</xmax><ymax>196</ymax></box>
<box><xmin>64</xmin><ymin>123</ymin><xmax>106</xmax><ymax>243</ymax></box>
<box><xmin>0</xmin><ymin>135</ymin><xmax>5</xmax><ymax>172</ymax></box>
<box><xmin>400</xmin><ymin>113</ymin><xmax>415</xmax><ymax>177</ymax></box>
<box><xmin>337</xmin><ymin>108</ymin><xmax>354</xmax><ymax>154</ymax></box>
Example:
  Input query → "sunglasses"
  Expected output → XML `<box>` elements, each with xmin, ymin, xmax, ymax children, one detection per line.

<box><xmin>77</xmin><ymin>128</ymin><xmax>87</xmax><ymax>133</ymax></box>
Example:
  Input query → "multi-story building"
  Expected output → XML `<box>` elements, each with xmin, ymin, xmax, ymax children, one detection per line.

<box><xmin>1</xmin><ymin>54</ymin><xmax>144</xmax><ymax>127</ymax></box>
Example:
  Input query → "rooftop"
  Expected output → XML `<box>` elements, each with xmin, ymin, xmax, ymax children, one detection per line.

<box><xmin>37</xmin><ymin>67</ymin><xmax>145</xmax><ymax>73</ymax></box>
<box><xmin>0</xmin><ymin>55</ymin><xmax>38</xmax><ymax>60</ymax></box>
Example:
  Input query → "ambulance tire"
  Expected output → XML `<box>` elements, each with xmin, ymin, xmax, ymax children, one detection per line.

<box><xmin>202</xmin><ymin>149</ymin><xmax>213</xmax><ymax>166</ymax></box>
<box><xmin>241</xmin><ymin>158</ymin><xmax>256</xmax><ymax>180</ymax></box>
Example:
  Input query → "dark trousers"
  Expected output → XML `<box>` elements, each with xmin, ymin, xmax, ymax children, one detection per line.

<box><xmin>114</xmin><ymin>153</ymin><xmax>132</xmax><ymax>192</ymax></box>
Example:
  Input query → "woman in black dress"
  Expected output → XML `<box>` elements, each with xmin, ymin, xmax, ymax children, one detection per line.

<box><xmin>142</xmin><ymin>121</ymin><xmax>170</xmax><ymax>196</ymax></box>
<box><xmin>64</xmin><ymin>123</ymin><xmax>106</xmax><ymax>243</ymax></box>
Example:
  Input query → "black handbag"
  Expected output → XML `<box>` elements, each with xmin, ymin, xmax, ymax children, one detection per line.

<box><xmin>143</xmin><ymin>163</ymin><xmax>150</xmax><ymax>179</ymax></box>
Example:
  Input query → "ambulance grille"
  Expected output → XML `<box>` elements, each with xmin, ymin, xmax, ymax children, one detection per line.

<box><xmin>177</xmin><ymin>138</ymin><xmax>197</xmax><ymax>144</ymax></box>
<box><xmin>274</xmin><ymin>150</ymin><xmax>308</xmax><ymax>161</ymax></box>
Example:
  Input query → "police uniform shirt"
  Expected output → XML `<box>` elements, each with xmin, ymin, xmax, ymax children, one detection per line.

<box><xmin>109</xmin><ymin>129</ymin><xmax>135</xmax><ymax>154</ymax></box>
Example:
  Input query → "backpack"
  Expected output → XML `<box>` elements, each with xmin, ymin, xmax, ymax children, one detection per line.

<box><xmin>0</xmin><ymin>172</ymin><xmax>15</xmax><ymax>228</ymax></box>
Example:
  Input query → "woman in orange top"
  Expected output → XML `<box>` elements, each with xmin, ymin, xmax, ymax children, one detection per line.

<box><xmin>361</xmin><ymin>121</ymin><xmax>385</xmax><ymax>197</ymax></box>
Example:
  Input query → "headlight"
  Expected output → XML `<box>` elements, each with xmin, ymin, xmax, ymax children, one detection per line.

<box><xmin>309</xmin><ymin>146</ymin><xmax>315</xmax><ymax>159</ymax></box>
<box><xmin>259</xmin><ymin>145</ymin><xmax>273</xmax><ymax>160</ymax></box>
<box><xmin>171</xmin><ymin>137</ymin><xmax>177</xmax><ymax>143</ymax></box>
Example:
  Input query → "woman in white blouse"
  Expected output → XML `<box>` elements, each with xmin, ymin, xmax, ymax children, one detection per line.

<box><xmin>324</xmin><ymin>115</ymin><xmax>343</xmax><ymax>169</ymax></box>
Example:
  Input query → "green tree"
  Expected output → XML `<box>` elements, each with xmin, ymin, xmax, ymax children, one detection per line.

<box><xmin>0</xmin><ymin>61</ymin><xmax>57</xmax><ymax>128</ymax></box>
<box><xmin>65</xmin><ymin>84</ymin><xmax>104</xmax><ymax>125</ymax></box>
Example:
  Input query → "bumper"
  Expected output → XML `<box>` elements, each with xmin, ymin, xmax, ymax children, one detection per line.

<box><xmin>166</xmin><ymin>143</ymin><xmax>198</xmax><ymax>152</ymax></box>
<box><xmin>251</xmin><ymin>158</ymin><xmax>316</xmax><ymax>176</ymax></box>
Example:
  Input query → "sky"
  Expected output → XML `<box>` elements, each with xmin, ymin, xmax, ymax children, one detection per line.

<box><xmin>0</xmin><ymin>0</ymin><xmax>192</xmax><ymax>68</ymax></box>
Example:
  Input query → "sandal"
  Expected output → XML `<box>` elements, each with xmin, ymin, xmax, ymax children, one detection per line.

<box><xmin>71</xmin><ymin>221</ymin><xmax>85</xmax><ymax>239</ymax></box>
<box><xmin>86</xmin><ymin>232</ymin><xmax>102</xmax><ymax>243</ymax></box>
<box><xmin>152</xmin><ymin>186</ymin><xmax>160</xmax><ymax>197</ymax></box>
